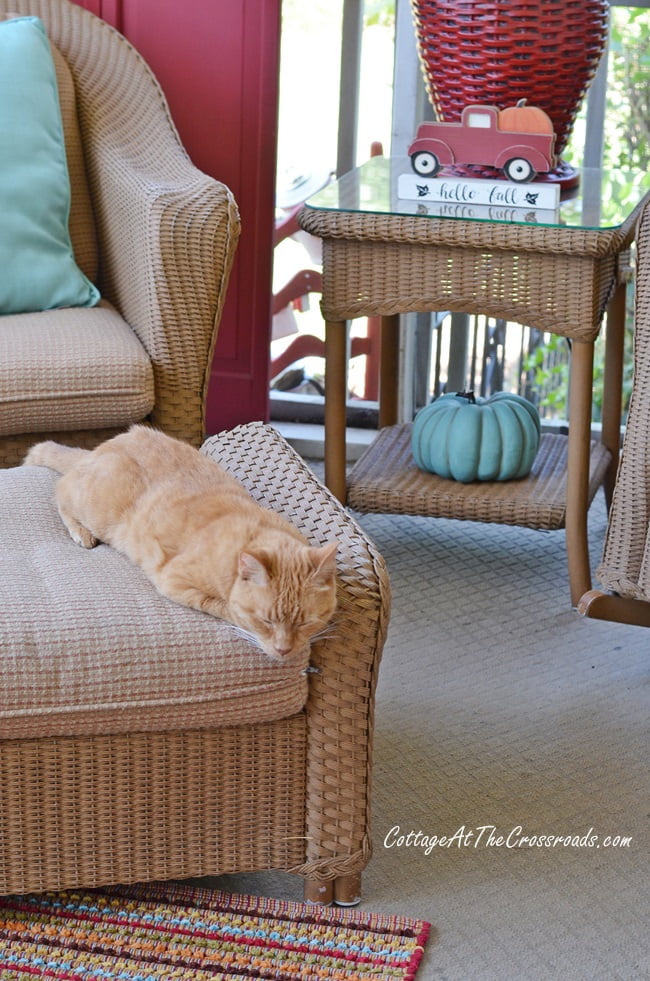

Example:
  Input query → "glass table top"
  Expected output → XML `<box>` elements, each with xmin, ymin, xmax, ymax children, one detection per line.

<box><xmin>305</xmin><ymin>156</ymin><xmax>650</xmax><ymax>233</ymax></box>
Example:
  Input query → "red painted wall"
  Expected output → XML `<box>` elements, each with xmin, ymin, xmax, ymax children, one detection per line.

<box><xmin>74</xmin><ymin>0</ymin><xmax>281</xmax><ymax>433</ymax></box>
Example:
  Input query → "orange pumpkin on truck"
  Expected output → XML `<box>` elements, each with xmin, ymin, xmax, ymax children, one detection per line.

<box><xmin>408</xmin><ymin>100</ymin><xmax>557</xmax><ymax>183</ymax></box>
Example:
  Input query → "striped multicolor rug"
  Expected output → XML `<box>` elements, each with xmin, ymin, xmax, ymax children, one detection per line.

<box><xmin>0</xmin><ymin>881</ymin><xmax>430</xmax><ymax>979</ymax></box>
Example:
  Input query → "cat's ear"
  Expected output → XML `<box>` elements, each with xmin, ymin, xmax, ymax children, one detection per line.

<box><xmin>309</xmin><ymin>541</ymin><xmax>338</xmax><ymax>584</ymax></box>
<box><xmin>239</xmin><ymin>550</ymin><xmax>270</xmax><ymax>586</ymax></box>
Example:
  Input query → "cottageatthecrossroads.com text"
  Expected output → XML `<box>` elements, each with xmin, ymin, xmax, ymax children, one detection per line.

<box><xmin>383</xmin><ymin>825</ymin><xmax>633</xmax><ymax>854</ymax></box>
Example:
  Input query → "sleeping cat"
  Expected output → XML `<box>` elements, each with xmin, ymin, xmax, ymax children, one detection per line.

<box><xmin>24</xmin><ymin>426</ymin><xmax>338</xmax><ymax>661</ymax></box>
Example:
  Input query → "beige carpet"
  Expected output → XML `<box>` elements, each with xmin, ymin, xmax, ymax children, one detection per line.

<box><xmin>204</xmin><ymin>483</ymin><xmax>648</xmax><ymax>981</ymax></box>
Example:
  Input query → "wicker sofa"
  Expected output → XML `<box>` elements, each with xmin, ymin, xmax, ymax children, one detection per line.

<box><xmin>0</xmin><ymin>423</ymin><xmax>390</xmax><ymax>904</ymax></box>
<box><xmin>0</xmin><ymin>0</ymin><xmax>239</xmax><ymax>467</ymax></box>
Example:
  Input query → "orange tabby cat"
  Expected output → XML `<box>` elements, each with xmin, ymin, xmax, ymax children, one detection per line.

<box><xmin>24</xmin><ymin>426</ymin><xmax>338</xmax><ymax>661</ymax></box>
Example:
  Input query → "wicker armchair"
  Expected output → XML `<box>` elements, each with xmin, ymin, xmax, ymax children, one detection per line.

<box><xmin>0</xmin><ymin>423</ymin><xmax>390</xmax><ymax>904</ymax></box>
<box><xmin>0</xmin><ymin>0</ymin><xmax>240</xmax><ymax>467</ymax></box>
<box><xmin>579</xmin><ymin>200</ymin><xmax>650</xmax><ymax>627</ymax></box>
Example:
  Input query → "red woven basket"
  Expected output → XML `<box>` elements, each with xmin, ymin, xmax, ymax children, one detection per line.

<box><xmin>411</xmin><ymin>0</ymin><xmax>609</xmax><ymax>178</ymax></box>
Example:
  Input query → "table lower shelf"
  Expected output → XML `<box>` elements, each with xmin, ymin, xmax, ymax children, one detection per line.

<box><xmin>346</xmin><ymin>425</ymin><xmax>611</xmax><ymax>531</ymax></box>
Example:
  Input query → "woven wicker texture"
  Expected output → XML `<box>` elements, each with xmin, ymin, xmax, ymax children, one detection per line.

<box><xmin>598</xmin><ymin>201</ymin><xmax>650</xmax><ymax>601</ymax></box>
<box><xmin>410</xmin><ymin>1</ymin><xmax>609</xmax><ymax>156</ymax></box>
<box><xmin>0</xmin><ymin>423</ymin><xmax>390</xmax><ymax>896</ymax></box>
<box><xmin>348</xmin><ymin>425</ymin><xmax>611</xmax><ymax>530</ymax></box>
<box><xmin>0</xmin><ymin>722</ymin><xmax>307</xmax><ymax>896</ymax></box>
<box><xmin>202</xmin><ymin>424</ymin><xmax>391</xmax><ymax>879</ymax></box>
<box><xmin>0</xmin><ymin>302</ymin><xmax>154</xmax><ymax>437</ymax></box>
<box><xmin>51</xmin><ymin>40</ymin><xmax>98</xmax><ymax>283</ymax></box>
<box><xmin>0</xmin><ymin>0</ymin><xmax>240</xmax><ymax>466</ymax></box>
<box><xmin>298</xmin><ymin>208</ymin><xmax>636</xmax><ymax>340</ymax></box>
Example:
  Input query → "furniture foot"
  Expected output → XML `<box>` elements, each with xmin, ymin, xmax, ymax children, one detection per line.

<box><xmin>302</xmin><ymin>873</ymin><xmax>362</xmax><ymax>906</ymax></box>
<box><xmin>334</xmin><ymin>872</ymin><xmax>362</xmax><ymax>906</ymax></box>
<box><xmin>578</xmin><ymin>589</ymin><xmax>650</xmax><ymax>627</ymax></box>
<box><xmin>303</xmin><ymin>878</ymin><xmax>334</xmax><ymax>905</ymax></box>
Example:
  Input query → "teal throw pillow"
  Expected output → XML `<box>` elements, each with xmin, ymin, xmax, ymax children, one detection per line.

<box><xmin>0</xmin><ymin>16</ymin><xmax>100</xmax><ymax>314</ymax></box>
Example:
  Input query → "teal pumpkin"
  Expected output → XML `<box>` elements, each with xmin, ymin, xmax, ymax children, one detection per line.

<box><xmin>411</xmin><ymin>390</ymin><xmax>541</xmax><ymax>482</ymax></box>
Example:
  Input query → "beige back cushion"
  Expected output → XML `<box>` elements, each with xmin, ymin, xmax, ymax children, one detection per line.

<box><xmin>50</xmin><ymin>42</ymin><xmax>99</xmax><ymax>284</ymax></box>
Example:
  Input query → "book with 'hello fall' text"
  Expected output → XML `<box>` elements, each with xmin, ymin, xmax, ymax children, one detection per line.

<box><xmin>397</xmin><ymin>173</ymin><xmax>561</xmax><ymax>211</ymax></box>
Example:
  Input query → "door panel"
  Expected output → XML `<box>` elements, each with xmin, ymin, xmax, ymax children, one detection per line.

<box><xmin>73</xmin><ymin>0</ymin><xmax>280</xmax><ymax>432</ymax></box>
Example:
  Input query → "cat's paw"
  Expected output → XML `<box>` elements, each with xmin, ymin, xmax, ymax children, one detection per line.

<box><xmin>68</xmin><ymin>524</ymin><xmax>98</xmax><ymax>549</ymax></box>
<box><xmin>58</xmin><ymin>507</ymin><xmax>98</xmax><ymax>549</ymax></box>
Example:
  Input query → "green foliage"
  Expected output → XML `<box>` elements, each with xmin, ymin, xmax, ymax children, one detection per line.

<box><xmin>522</xmin><ymin>295</ymin><xmax>636</xmax><ymax>425</ymax></box>
<box><xmin>531</xmin><ymin>7</ymin><xmax>648</xmax><ymax>423</ymax></box>
<box><xmin>522</xmin><ymin>334</ymin><xmax>570</xmax><ymax>418</ymax></box>
<box><xmin>591</xmin><ymin>298</ymin><xmax>637</xmax><ymax>424</ymax></box>
<box><xmin>606</xmin><ymin>6</ymin><xmax>650</xmax><ymax>172</ymax></box>
<box><xmin>364</xmin><ymin>0</ymin><xmax>395</xmax><ymax>28</ymax></box>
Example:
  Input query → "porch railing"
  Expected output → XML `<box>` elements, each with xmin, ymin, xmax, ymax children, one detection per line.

<box><xmin>272</xmin><ymin>0</ymin><xmax>649</xmax><ymax>427</ymax></box>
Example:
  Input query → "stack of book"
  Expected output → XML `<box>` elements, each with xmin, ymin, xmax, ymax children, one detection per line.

<box><xmin>397</xmin><ymin>173</ymin><xmax>560</xmax><ymax>223</ymax></box>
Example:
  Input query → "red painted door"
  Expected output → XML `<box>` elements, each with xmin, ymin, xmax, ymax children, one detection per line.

<box><xmin>73</xmin><ymin>0</ymin><xmax>280</xmax><ymax>433</ymax></box>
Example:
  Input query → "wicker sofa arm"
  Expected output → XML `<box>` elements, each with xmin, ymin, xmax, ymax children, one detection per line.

<box><xmin>202</xmin><ymin>423</ymin><xmax>391</xmax><ymax>893</ymax></box>
<box><xmin>88</xmin><ymin>163</ymin><xmax>239</xmax><ymax>446</ymax></box>
<box><xmin>9</xmin><ymin>0</ymin><xmax>241</xmax><ymax>447</ymax></box>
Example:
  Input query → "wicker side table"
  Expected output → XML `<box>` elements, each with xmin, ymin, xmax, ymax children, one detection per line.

<box><xmin>299</xmin><ymin>158</ymin><xmax>650</xmax><ymax>605</ymax></box>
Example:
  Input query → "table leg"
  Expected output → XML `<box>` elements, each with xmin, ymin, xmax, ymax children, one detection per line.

<box><xmin>325</xmin><ymin>318</ymin><xmax>349</xmax><ymax>502</ymax></box>
<box><xmin>566</xmin><ymin>340</ymin><xmax>595</xmax><ymax>606</ymax></box>
<box><xmin>379</xmin><ymin>314</ymin><xmax>400</xmax><ymax>428</ymax></box>
<box><xmin>601</xmin><ymin>280</ymin><xmax>627</xmax><ymax>508</ymax></box>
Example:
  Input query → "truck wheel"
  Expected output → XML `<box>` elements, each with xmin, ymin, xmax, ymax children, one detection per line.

<box><xmin>504</xmin><ymin>158</ymin><xmax>536</xmax><ymax>183</ymax></box>
<box><xmin>411</xmin><ymin>151</ymin><xmax>441</xmax><ymax>177</ymax></box>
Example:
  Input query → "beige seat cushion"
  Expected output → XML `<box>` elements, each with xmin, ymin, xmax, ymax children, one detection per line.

<box><xmin>0</xmin><ymin>465</ymin><xmax>309</xmax><ymax>739</ymax></box>
<box><xmin>0</xmin><ymin>301</ymin><xmax>155</xmax><ymax>436</ymax></box>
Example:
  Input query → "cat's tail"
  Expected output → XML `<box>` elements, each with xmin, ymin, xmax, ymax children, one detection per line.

<box><xmin>23</xmin><ymin>441</ymin><xmax>90</xmax><ymax>474</ymax></box>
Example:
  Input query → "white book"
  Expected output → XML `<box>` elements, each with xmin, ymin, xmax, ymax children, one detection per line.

<box><xmin>397</xmin><ymin>172</ymin><xmax>561</xmax><ymax>211</ymax></box>
<box><xmin>395</xmin><ymin>198</ymin><xmax>559</xmax><ymax>226</ymax></box>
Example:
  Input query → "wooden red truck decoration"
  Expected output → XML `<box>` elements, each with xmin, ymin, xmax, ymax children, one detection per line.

<box><xmin>408</xmin><ymin>100</ymin><xmax>557</xmax><ymax>183</ymax></box>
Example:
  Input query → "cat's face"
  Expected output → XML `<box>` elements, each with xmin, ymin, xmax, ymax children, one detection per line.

<box><xmin>228</xmin><ymin>541</ymin><xmax>338</xmax><ymax>661</ymax></box>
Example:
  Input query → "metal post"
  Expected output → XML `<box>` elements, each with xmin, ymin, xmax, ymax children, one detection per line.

<box><xmin>336</xmin><ymin>0</ymin><xmax>364</xmax><ymax>177</ymax></box>
<box><xmin>447</xmin><ymin>313</ymin><xmax>471</xmax><ymax>392</ymax></box>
